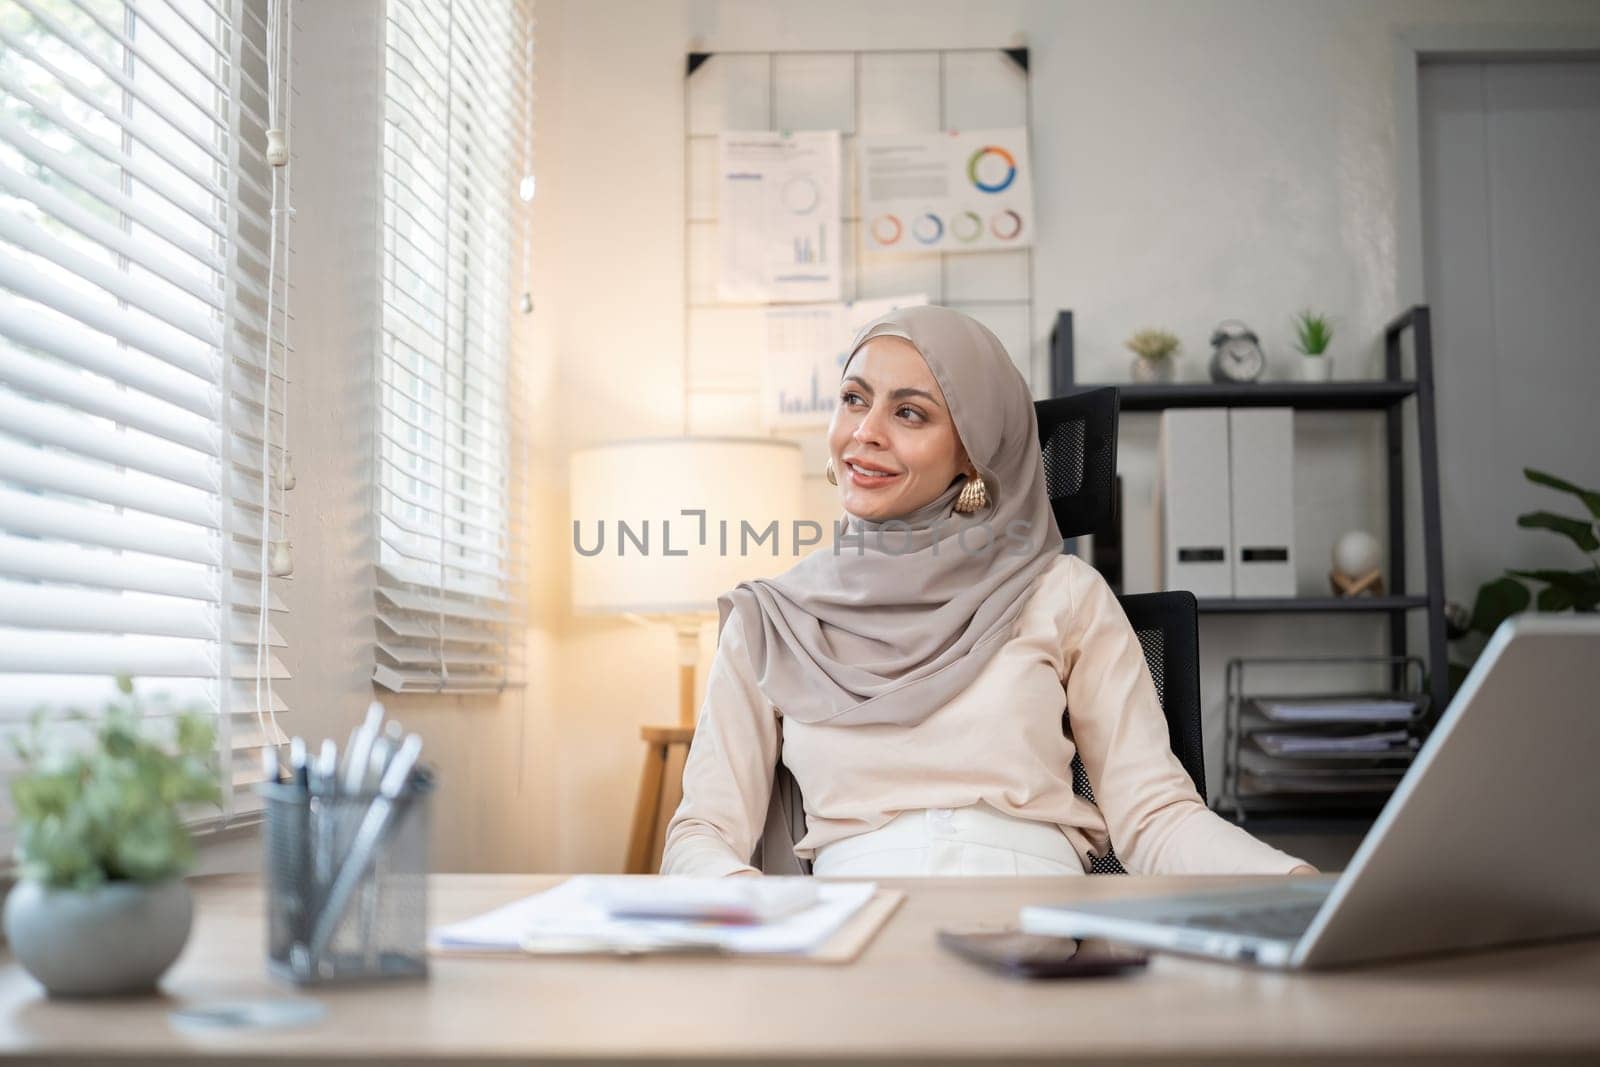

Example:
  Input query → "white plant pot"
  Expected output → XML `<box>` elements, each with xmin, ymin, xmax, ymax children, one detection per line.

<box><xmin>3</xmin><ymin>878</ymin><xmax>192</xmax><ymax>997</ymax></box>
<box><xmin>1298</xmin><ymin>354</ymin><xmax>1333</xmax><ymax>382</ymax></box>
<box><xmin>1130</xmin><ymin>356</ymin><xmax>1175</xmax><ymax>383</ymax></box>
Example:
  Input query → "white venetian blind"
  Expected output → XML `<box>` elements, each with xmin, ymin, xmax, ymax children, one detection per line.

<box><xmin>374</xmin><ymin>0</ymin><xmax>530</xmax><ymax>693</ymax></box>
<box><xmin>0</xmin><ymin>0</ymin><xmax>290</xmax><ymax>826</ymax></box>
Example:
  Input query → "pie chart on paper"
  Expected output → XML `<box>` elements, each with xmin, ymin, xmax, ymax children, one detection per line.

<box><xmin>782</xmin><ymin>176</ymin><xmax>820</xmax><ymax>215</ymax></box>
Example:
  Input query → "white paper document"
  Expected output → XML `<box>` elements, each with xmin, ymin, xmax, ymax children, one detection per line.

<box><xmin>763</xmin><ymin>293</ymin><xmax>927</xmax><ymax>428</ymax></box>
<box><xmin>858</xmin><ymin>128</ymin><xmax>1034</xmax><ymax>254</ymax></box>
<box><xmin>718</xmin><ymin>130</ymin><xmax>842</xmax><ymax>303</ymax></box>
<box><xmin>429</xmin><ymin>876</ymin><xmax>878</xmax><ymax>956</ymax></box>
<box><xmin>1253</xmin><ymin>698</ymin><xmax>1421</xmax><ymax>724</ymax></box>
<box><xmin>1254</xmin><ymin>729</ymin><xmax>1418</xmax><ymax>756</ymax></box>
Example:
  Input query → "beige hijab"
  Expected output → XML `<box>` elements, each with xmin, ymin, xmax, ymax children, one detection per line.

<box><xmin>716</xmin><ymin>305</ymin><xmax>1063</xmax><ymax>729</ymax></box>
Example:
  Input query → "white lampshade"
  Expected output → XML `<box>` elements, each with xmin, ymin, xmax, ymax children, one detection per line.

<box><xmin>569</xmin><ymin>437</ymin><xmax>805</xmax><ymax>616</ymax></box>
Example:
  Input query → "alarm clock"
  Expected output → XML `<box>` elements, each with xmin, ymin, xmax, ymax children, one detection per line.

<box><xmin>1208</xmin><ymin>320</ymin><xmax>1266</xmax><ymax>383</ymax></box>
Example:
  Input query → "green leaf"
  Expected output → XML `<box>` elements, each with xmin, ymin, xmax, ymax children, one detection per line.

<box><xmin>1469</xmin><ymin>577</ymin><xmax>1530</xmax><ymax>634</ymax></box>
<box><xmin>1537</xmin><ymin>585</ymin><xmax>1577</xmax><ymax>611</ymax></box>
<box><xmin>1524</xmin><ymin>468</ymin><xmax>1600</xmax><ymax>519</ymax></box>
<box><xmin>1292</xmin><ymin>310</ymin><xmax>1334</xmax><ymax>355</ymax></box>
<box><xmin>175</xmin><ymin>712</ymin><xmax>215</xmax><ymax>757</ymax></box>
<box><xmin>1506</xmin><ymin>569</ymin><xmax>1600</xmax><ymax>612</ymax></box>
<box><xmin>1506</xmin><ymin>568</ymin><xmax>1600</xmax><ymax>590</ymax></box>
<box><xmin>1515</xmin><ymin>511</ymin><xmax>1600</xmax><ymax>552</ymax></box>
<box><xmin>115</xmin><ymin>674</ymin><xmax>134</xmax><ymax>696</ymax></box>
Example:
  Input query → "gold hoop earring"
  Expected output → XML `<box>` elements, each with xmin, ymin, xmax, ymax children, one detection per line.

<box><xmin>825</xmin><ymin>459</ymin><xmax>838</xmax><ymax>486</ymax></box>
<box><xmin>954</xmin><ymin>474</ymin><xmax>989</xmax><ymax>514</ymax></box>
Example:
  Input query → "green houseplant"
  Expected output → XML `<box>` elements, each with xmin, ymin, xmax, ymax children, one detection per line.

<box><xmin>1446</xmin><ymin>467</ymin><xmax>1600</xmax><ymax>690</ymax></box>
<box><xmin>1291</xmin><ymin>310</ymin><xmax>1334</xmax><ymax>381</ymax></box>
<box><xmin>3</xmin><ymin>679</ymin><xmax>220</xmax><ymax>996</ymax></box>
<box><xmin>1125</xmin><ymin>328</ymin><xmax>1181</xmax><ymax>383</ymax></box>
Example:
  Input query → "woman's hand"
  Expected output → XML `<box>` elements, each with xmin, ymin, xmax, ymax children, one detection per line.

<box><xmin>1287</xmin><ymin>863</ymin><xmax>1320</xmax><ymax>876</ymax></box>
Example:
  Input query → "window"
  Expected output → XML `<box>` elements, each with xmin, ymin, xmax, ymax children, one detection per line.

<box><xmin>0</xmin><ymin>0</ymin><xmax>289</xmax><ymax>829</ymax></box>
<box><xmin>374</xmin><ymin>0</ymin><xmax>530</xmax><ymax>693</ymax></box>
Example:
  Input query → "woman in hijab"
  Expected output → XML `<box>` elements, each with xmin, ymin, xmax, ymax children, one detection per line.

<box><xmin>662</xmin><ymin>305</ymin><xmax>1315</xmax><ymax>878</ymax></box>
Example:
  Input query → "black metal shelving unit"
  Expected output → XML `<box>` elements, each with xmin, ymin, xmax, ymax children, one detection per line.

<box><xmin>1054</xmin><ymin>306</ymin><xmax>1449</xmax><ymax>832</ymax></box>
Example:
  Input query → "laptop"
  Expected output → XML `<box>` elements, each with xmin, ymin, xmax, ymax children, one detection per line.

<box><xmin>1020</xmin><ymin>615</ymin><xmax>1600</xmax><ymax>969</ymax></box>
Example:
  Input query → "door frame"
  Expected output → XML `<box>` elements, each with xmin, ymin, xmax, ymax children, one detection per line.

<box><xmin>1393</xmin><ymin>24</ymin><xmax>1600</xmax><ymax>307</ymax></box>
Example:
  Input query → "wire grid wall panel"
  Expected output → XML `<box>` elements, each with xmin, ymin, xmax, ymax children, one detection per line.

<box><xmin>684</xmin><ymin>49</ymin><xmax>1036</xmax><ymax>470</ymax></box>
<box><xmin>0</xmin><ymin>0</ymin><xmax>289</xmax><ymax>827</ymax></box>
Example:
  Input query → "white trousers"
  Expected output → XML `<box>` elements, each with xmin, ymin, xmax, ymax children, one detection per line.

<box><xmin>810</xmin><ymin>801</ymin><xmax>1087</xmax><ymax>877</ymax></box>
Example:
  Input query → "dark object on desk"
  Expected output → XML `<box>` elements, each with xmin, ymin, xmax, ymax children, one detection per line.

<box><xmin>938</xmin><ymin>929</ymin><xmax>1148</xmax><ymax>979</ymax></box>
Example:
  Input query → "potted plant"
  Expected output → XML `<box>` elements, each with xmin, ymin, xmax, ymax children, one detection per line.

<box><xmin>1291</xmin><ymin>309</ymin><xmax>1334</xmax><ymax>381</ymax></box>
<box><xmin>3</xmin><ymin>679</ymin><xmax>220</xmax><ymax>997</ymax></box>
<box><xmin>1125</xmin><ymin>328</ymin><xmax>1181</xmax><ymax>383</ymax></box>
<box><xmin>1444</xmin><ymin>467</ymin><xmax>1600</xmax><ymax>691</ymax></box>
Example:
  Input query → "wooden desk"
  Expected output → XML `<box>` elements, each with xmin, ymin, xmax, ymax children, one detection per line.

<box><xmin>4</xmin><ymin>873</ymin><xmax>1600</xmax><ymax>1065</ymax></box>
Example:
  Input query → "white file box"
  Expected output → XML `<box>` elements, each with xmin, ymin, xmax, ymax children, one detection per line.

<box><xmin>1228</xmin><ymin>408</ymin><xmax>1296</xmax><ymax>598</ymax></box>
<box><xmin>1157</xmin><ymin>409</ymin><xmax>1233</xmax><ymax>597</ymax></box>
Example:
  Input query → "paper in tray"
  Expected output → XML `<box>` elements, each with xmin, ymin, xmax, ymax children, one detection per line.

<box><xmin>1252</xmin><ymin>729</ymin><xmax>1419</xmax><ymax>757</ymax></box>
<box><xmin>1251</xmin><ymin>696</ymin><xmax>1421</xmax><ymax>724</ymax></box>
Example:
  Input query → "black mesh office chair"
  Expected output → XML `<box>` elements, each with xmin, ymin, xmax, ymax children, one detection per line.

<box><xmin>1039</xmin><ymin>388</ymin><xmax>1205</xmax><ymax>875</ymax></box>
<box><xmin>756</xmin><ymin>387</ymin><xmax>1204</xmax><ymax>876</ymax></box>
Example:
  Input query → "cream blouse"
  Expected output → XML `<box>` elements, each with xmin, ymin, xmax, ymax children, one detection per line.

<box><xmin>662</xmin><ymin>553</ymin><xmax>1306</xmax><ymax>878</ymax></box>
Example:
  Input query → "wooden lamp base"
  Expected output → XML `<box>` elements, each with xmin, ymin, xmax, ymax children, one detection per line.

<box><xmin>1329</xmin><ymin>567</ymin><xmax>1384</xmax><ymax>597</ymax></box>
<box><xmin>623</xmin><ymin>618</ymin><xmax>702</xmax><ymax>874</ymax></box>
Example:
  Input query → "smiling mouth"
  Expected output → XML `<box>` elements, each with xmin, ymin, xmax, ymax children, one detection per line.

<box><xmin>846</xmin><ymin>461</ymin><xmax>901</xmax><ymax>485</ymax></box>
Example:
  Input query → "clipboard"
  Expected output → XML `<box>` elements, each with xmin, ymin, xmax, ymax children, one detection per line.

<box><xmin>429</xmin><ymin>888</ymin><xmax>905</xmax><ymax>965</ymax></box>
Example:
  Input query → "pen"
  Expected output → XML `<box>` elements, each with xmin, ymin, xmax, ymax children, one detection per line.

<box><xmin>315</xmin><ymin>739</ymin><xmax>338</xmax><ymax>796</ymax></box>
<box><xmin>309</xmin><ymin>734</ymin><xmax>423</xmax><ymax>968</ymax></box>
<box><xmin>342</xmin><ymin>702</ymin><xmax>386</xmax><ymax>795</ymax></box>
<box><xmin>289</xmin><ymin>737</ymin><xmax>309</xmax><ymax>792</ymax></box>
<box><xmin>286</xmin><ymin>736</ymin><xmax>311</xmax><ymax>973</ymax></box>
<box><xmin>356</xmin><ymin>735</ymin><xmax>393</xmax><ymax>968</ymax></box>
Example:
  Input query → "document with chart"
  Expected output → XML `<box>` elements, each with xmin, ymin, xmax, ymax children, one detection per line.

<box><xmin>859</xmin><ymin>128</ymin><xmax>1034</xmax><ymax>254</ymax></box>
<box><xmin>762</xmin><ymin>293</ymin><xmax>926</xmax><ymax>428</ymax></box>
<box><xmin>717</xmin><ymin>130</ymin><xmax>842</xmax><ymax>303</ymax></box>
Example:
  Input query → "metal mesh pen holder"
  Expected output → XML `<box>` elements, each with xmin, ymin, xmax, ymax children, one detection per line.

<box><xmin>260</xmin><ymin>777</ymin><xmax>433</xmax><ymax>985</ymax></box>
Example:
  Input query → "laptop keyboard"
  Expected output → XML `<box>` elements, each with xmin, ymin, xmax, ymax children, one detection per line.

<box><xmin>1176</xmin><ymin>901</ymin><xmax>1322</xmax><ymax>940</ymax></box>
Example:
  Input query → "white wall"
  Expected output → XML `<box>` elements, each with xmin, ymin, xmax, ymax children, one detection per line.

<box><xmin>276</xmin><ymin>0</ymin><xmax>1600</xmax><ymax>874</ymax></box>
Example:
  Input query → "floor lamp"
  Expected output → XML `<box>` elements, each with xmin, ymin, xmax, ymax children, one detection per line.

<box><xmin>570</xmin><ymin>437</ymin><xmax>803</xmax><ymax>873</ymax></box>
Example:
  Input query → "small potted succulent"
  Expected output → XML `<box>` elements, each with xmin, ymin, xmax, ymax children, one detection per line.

<box><xmin>1125</xmin><ymin>328</ymin><xmax>1181</xmax><ymax>383</ymax></box>
<box><xmin>1292</xmin><ymin>310</ymin><xmax>1334</xmax><ymax>381</ymax></box>
<box><xmin>3</xmin><ymin>679</ymin><xmax>220</xmax><ymax>997</ymax></box>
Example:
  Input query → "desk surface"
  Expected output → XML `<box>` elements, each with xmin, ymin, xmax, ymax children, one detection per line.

<box><xmin>3</xmin><ymin>873</ymin><xmax>1599</xmax><ymax>1065</ymax></box>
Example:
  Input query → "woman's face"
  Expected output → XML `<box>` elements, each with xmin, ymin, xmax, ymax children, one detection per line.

<box><xmin>828</xmin><ymin>336</ymin><xmax>974</xmax><ymax>522</ymax></box>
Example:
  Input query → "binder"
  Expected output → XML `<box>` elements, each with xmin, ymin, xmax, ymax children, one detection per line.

<box><xmin>1228</xmin><ymin>408</ymin><xmax>1296</xmax><ymax>597</ymax></box>
<box><xmin>1157</xmin><ymin>410</ymin><xmax>1233</xmax><ymax>597</ymax></box>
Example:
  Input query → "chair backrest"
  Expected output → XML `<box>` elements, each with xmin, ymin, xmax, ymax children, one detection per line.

<box><xmin>1035</xmin><ymin>387</ymin><xmax>1119</xmax><ymax>538</ymax></box>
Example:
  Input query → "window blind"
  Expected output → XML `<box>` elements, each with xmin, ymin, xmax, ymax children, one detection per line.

<box><xmin>374</xmin><ymin>0</ymin><xmax>530</xmax><ymax>693</ymax></box>
<box><xmin>0</xmin><ymin>0</ymin><xmax>290</xmax><ymax>829</ymax></box>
